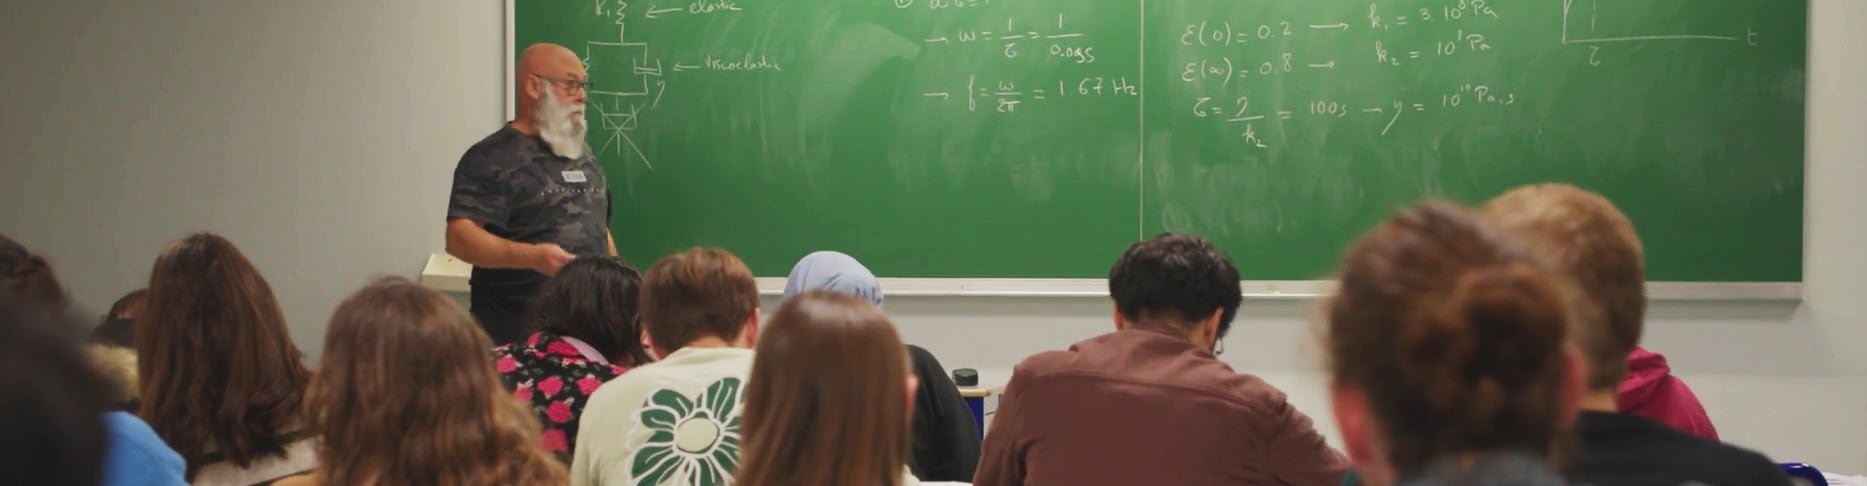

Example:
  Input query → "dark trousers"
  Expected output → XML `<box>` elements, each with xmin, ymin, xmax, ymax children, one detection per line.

<box><xmin>469</xmin><ymin>284</ymin><xmax>536</xmax><ymax>347</ymax></box>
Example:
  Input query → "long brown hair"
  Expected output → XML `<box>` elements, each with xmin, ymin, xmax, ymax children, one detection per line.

<box><xmin>736</xmin><ymin>291</ymin><xmax>910</xmax><ymax>486</ymax></box>
<box><xmin>1327</xmin><ymin>202</ymin><xmax>1573</xmax><ymax>474</ymax></box>
<box><xmin>305</xmin><ymin>277</ymin><xmax>565</xmax><ymax>486</ymax></box>
<box><xmin>136</xmin><ymin>233</ymin><xmax>310</xmax><ymax>476</ymax></box>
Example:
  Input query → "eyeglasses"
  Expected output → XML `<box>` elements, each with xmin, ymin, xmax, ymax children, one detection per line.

<box><xmin>534</xmin><ymin>74</ymin><xmax>592</xmax><ymax>93</ymax></box>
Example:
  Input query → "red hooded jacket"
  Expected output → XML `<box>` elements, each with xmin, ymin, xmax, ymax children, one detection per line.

<box><xmin>1616</xmin><ymin>347</ymin><xmax>1720</xmax><ymax>440</ymax></box>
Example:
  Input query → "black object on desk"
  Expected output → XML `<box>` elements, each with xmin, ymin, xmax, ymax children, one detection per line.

<box><xmin>953</xmin><ymin>368</ymin><xmax>978</xmax><ymax>387</ymax></box>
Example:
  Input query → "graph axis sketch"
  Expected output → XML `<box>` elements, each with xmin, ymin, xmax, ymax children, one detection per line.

<box><xmin>1558</xmin><ymin>0</ymin><xmax>1754</xmax><ymax>46</ymax></box>
<box><xmin>585</xmin><ymin>21</ymin><xmax>661</xmax><ymax>171</ymax></box>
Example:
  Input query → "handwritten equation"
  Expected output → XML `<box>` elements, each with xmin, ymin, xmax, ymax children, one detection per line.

<box><xmin>1168</xmin><ymin>1</ymin><xmax>1520</xmax><ymax>149</ymax></box>
<box><xmin>926</xmin><ymin>14</ymin><xmax>1096</xmax><ymax>64</ymax></box>
<box><xmin>923</xmin><ymin>75</ymin><xmax>1139</xmax><ymax>113</ymax></box>
<box><xmin>1190</xmin><ymin>84</ymin><xmax>1519</xmax><ymax>146</ymax></box>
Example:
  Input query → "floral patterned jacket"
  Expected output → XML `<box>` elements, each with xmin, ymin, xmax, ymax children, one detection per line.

<box><xmin>494</xmin><ymin>331</ymin><xmax>631</xmax><ymax>461</ymax></box>
<box><xmin>570</xmin><ymin>347</ymin><xmax>754</xmax><ymax>486</ymax></box>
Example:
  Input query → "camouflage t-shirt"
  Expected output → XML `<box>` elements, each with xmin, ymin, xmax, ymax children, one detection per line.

<box><xmin>447</xmin><ymin>125</ymin><xmax>610</xmax><ymax>338</ymax></box>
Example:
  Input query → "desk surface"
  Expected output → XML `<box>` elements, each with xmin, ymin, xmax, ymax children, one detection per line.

<box><xmin>958</xmin><ymin>387</ymin><xmax>999</xmax><ymax>398</ymax></box>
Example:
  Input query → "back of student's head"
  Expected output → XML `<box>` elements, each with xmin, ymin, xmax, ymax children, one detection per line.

<box><xmin>737</xmin><ymin>291</ymin><xmax>911</xmax><ymax>486</ymax></box>
<box><xmin>0</xmin><ymin>294</ymin><xmax>112</xmax><ymax>486</ymax></box>
<box><xmin>137</xmin><ymin>232</ymin><xmax>309</xmax><ymax>475</ymax></box>
<box><xmin>1483</xmin><ymin>183</ymin><xmax>1645</xmax><ymax>392</ymax></box>
<box><xmin>1326</xmin><ymin>202</ymin><xmax>1577</xmax><ymax>479</ymax></box>
<box><xmin>92</xmin><ymin>288</ymin><xmax>149</xmax><ymax>348</ymax></box>
<box><xmin>307</xmin><ymin>277</ymin><xmax>565</xmax><ymax>486</ymax></box>
<box><xmin>640</xmin><ymin>248</ymin><xmax>759</xmax><ymax>352</ymax></box>
<box><xmin>526</xmin><ymin>256</ymin><xmax>652</xmax><ymax>366</ymax></box>
<box><xmin>0</xmin><ymin>234</ymin><xmax>70</xmax><ymax>312</ymax></box>
<box><xmin>782</xmin><ymin>251</ymin><xmax>883</xmax><ymax>307</ymax></box>
<box><xmin>1109</xmin><ymin>233</ymin><xmax>1243</xmax><ymax>337</ymax></box>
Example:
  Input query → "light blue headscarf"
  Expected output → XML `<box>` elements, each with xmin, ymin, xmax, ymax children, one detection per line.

<box><xmin>781</xmin><ymin>251</ymin><xmax>883</xmax><ymax>307</ymax></box>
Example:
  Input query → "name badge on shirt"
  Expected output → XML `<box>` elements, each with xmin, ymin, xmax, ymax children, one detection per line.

<box><xmin>561</xmin><ymin>170</ymin><xmax>587</xmax><ymax>183</ymax></box>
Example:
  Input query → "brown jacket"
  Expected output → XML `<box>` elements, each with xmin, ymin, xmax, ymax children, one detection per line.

<box><xmin>975</xmin><ymin>324</ymin><xmax>1347</xmax><ymax>486</ymax></box>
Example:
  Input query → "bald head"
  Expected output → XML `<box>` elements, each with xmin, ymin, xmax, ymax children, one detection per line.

<box><xmin>516</xmin><ymin>43</ymin><xmax>587</xmax><ymax>120</ymax></box>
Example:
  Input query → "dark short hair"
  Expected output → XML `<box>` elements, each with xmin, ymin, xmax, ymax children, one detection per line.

<box><xmin>0</xmin><ymin>235</ymin><xmax>69</xmax><ymax>312</ymax></box>
<box><xmin>527</xmin><ymin>256</ymin><xmax>652</xmax><ymax>366</ymax></box>
<box><xmin>0</xmin><ymin>294</ymin><xmax>112</xmax><ymax>486</ymax></box>
<box><xmin>1108</xmin><ymin>233</ymin><xmax>1243</xmax><ymax>338</ymax></box>
<box><xmin>640</xmin><ymin>248</ymin><xmax>759</xmax><ymax>352</ymax></box>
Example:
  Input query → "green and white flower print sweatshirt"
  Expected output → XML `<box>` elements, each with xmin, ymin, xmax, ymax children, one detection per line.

<box><xmin>572</xmin><ymin>347</ymin><xmax>755</xmax><ymax>486</ymax></box>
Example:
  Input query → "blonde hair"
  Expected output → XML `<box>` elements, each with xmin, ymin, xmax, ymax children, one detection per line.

<box><xmin>87</xmin><ymin>345</ymin><xmax>139</xmax><ymax>405</ymax></box>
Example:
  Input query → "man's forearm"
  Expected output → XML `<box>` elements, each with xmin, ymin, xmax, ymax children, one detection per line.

<box><xmin>447</xmin><ymin>219</ymin><xmax>534</xmax><ymax>270</ymax></box>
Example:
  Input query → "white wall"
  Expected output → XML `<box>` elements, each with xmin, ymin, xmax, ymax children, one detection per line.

<box><xmin>1</xmin><ymin>0</ymin><xmax>1861</xmax><ymax>474</ymax></box>
<box><xmin>0</xmin><ymin>0</ymin><xmax>505</xmax><ymax>352</ymax></box>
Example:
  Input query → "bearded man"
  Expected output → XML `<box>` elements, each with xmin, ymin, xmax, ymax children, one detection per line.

<box><xmin>446</xmin><ymin>43</ymin><xmax>616</xmax><ymax>345</ymax></box>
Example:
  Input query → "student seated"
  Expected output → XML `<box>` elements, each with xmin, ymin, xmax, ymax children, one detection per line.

<box><xmin>276</xmin><ymin>278</ymin><xmax>566</xmax><ymax>486</ymax></box>
<box><xmin>735</xmin><ymin>291</ymin><xmax>925</xmax><ymax>486</ymax></box>
<box><xmin>136</xmin><ymin>233</ymin><xmax>317</xmax><ymax>485</ymax></box>
<box><xmin>0</xmin><ymin>236</ymin><xmax>187</xmax><ymax>486</ymax></box>
<box><xmin>975</xmin><ymin>234</ymin><xmax>1346</xmax><ymax>486</ymax></box>
<box><xmin>781</xmin><ymin>251</ymin><xmax>979</xmax><ymax>482</ymax></box>
<box><xmin>1482</xmin><ymin>184</ymin><xmax>1789</xmax><ymax>485</ymax></box>
<box><xmin>572</xmin><ymin>248</ymin><xmax>760</xmax><ymax>486</ymax></box>
<box><xmin>1324</xmin><ymin>202</ymin><xmax>1582</xmax><ymax>485</ymax></box>
<box><xmin>496</xmin><ymin>256</ymin><xmax>656</xmax><ymax>461</ymax></box>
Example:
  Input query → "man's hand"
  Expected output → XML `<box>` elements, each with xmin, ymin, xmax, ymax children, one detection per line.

<box><xmin>446</xmin><ymin>218</ymin><xmax>579</xmax><ymax>276</ymax></box>
<box><xmin>529</xmin><ymin>243</ymin><xmax>577</xmax><ymax>277</ymax></box>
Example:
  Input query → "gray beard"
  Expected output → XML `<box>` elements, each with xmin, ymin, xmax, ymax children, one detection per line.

<box><xmin>536</xmin><ymin>93</ymin><xmax>588</xmax><ymax>159</ymax></box>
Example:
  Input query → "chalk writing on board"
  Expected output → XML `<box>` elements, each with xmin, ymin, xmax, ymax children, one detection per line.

<box><xmin>926</xmin><ymin>14</ymin><xmax>1094</xmax><ymax>63</ymax></box>
<box><xmin>922</xmin><ymin>75</ymin><xmax>1137</xmax><ymax>113</ymax></box>
<box><xmin>1417</xmin><ymin>1</ymin><xmax>1503</xmax><ymax>22</ymax></box>
<box><xmin>1180</xmin><ymin>20</ymin><xmax>1300</xmax><ymax>47</ymax></box>
<box><xmin>1558</xmin><ymin>0</ymin><xmax>1757</xmax><ymax>66</ymax></box>
<box><xmin>1180</xmin><ymin>54</ymin><xmax>1308</xmax><ymax>86</ymax></box>
<box><xmin>644</xmin><ymin>6</ymin><xmax>683</xmax><ymax>19</ymax></box>
<box><xmin>640</xmin><ymin>0</ymin><xmax>740</xmax><ymax>18</ymax></box>
<box><xmin>925</xmin><ymin>0</ymin><xmax>990</xmax><ymax>10</ymax></box>
<box><xmin>669</xmin><ymin>54</ymin><xmax>782</xmax><ymax>72</ymax></box>
<box><xmin>688</xmin><ymin>0</ymin><xmax>739</xmax><ymax>14</ymax></box>
<box><xmin>1182</xmin><ymin>86</ymin><xmax>1521</xmax><ymax>148</ymax></box>
<box><xmin>583</xmin><ymin>21</ymin><xmax>663</xmax><ymax>169</ymax></box>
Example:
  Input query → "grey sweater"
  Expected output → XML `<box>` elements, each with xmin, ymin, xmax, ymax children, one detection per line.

<box><xmin>1394</xmin><ymin>452</ymin><xmax>1568</xmax><ymax>486</ymax></box>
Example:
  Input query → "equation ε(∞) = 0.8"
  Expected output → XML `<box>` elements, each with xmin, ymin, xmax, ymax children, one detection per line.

<box><xmin>1180</xmin><ymin>54</ymin><xmax>1297</xmax><ymax>85</ymax></box>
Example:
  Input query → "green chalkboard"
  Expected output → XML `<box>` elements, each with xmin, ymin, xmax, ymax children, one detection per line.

<box><xmin>515</xmin><ymin>0</ymin><xmax>1805</xmax><ymax>281</ymax></box>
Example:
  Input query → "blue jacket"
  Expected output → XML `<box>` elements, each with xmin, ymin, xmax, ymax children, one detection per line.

<box><xmin>101</xmin><ymin>412</ymin><xmax>188</xmax><ymax>486</ymax></box>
